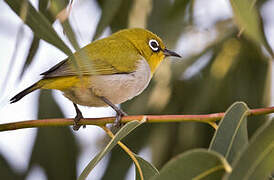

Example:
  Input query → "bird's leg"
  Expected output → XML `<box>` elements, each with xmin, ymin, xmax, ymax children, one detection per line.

<box><xmin>100</xmin><ymin>96</ymin><xmax>127</xmax><ymax>127</ymax></box>
<box><xmin>72</xmin><ymin>103</ymin><xmax>85</xmax><ymax>131</ymax></box>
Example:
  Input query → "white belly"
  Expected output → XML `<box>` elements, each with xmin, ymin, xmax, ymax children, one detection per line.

<box><xmin>63</xmin><ymin>59</ymin><xmax>151</xmax><ymax>107</ymax></box>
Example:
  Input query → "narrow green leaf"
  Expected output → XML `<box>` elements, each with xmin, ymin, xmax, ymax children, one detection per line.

<box><xmin>2</xmin><ymin>25</ymin><xmax>24</xmax><ymax>94</ymax></box>
<box><xmin>48</xmin><ymin>0</ymin><xmax>69</xmax><ymax>17</ymax></box>
<box><xmin>48</xmin><ymin>0</ymin><xmax>80</xmax><ymax>50</ymax></box>
<box><xmin>0</xmin><ymin>153</ymin><xmax>21</xmax><ymax>179</ymax></box>
<box><xmin>78</xmin><ymin>120</ymin><xmax>145</xmax><ymax>180</ymax></box>
<box><xmin>93</xmin><ymin>0</ymin><xmax>124</xmax><ymax>40</ymax></box>
<box><xmin>224</xmin><ymin>120</ymin><xmax>274</xmax><ymax>180</ymax></box>
<box><xmin>152</xmin><ymin>149</ymin><xmax>231</xmax><ymax>180</ymax></box>
<box><xmin>38</xmin><ymin>0</ymin><xmax>49</xmax><ymax>12</ymax></box>
<box><xmin>169</xmin><ymin>0</ymin><xmax>189</xmax><ymax>18</ymax></box>
<box><xmin>134</xmin><ymin>154</ymin><xmax>159</xmax><ymax>180</ymax></box>
<box><xmin>19</xmin><ymin>35</ymin><xmax>40</xmax><ymax>78</ymax></box>
<box><xmin>4</xmin><ymin>0</ymin><xmax>72</xmax><ymax>55</ymax></box>
<box><xmin>209</xmin><ymin>102</ymin><xmax>249</xmax><ymax>163</ymax></box>
<box><xmin>109</xmin><ymin>0</ymin><xmax>133</xmax><ymax>32</ymax></box>
<box><xmin>229</xmin><ymin>0</ymin><xmax>273</xmax><ymax>57</ymax></box>
<box><xmin>100</xmin><ymin>125</ymin><xmax>152</xmax><ymax>180</ymax></box>
<box><xmin>45</xmin><ymin>0</ymin><xmax>69</xmax><ymax>22</ymax></box>
<box><xmin>62</xmin><ymin>20</ymin><xmax>80</xmax><ymax>51</ymax></box>
<box><xmin>19</xmin><ymin>0</ymin><xmax>71</xmax><ymax>78</ymax></box>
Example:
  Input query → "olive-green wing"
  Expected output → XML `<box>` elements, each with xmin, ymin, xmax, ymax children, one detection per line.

<box><xmin>40</xmin><ymin>57</ymin><xmax>120</xmax><ymax>78</ymax></box>
<box><xmin>41</xmin><ymin>36</ymin><xmax>140</xmax><ymax>78</ymax></box>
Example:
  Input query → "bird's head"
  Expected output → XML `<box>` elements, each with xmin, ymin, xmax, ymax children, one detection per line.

<box><xmin>114</xmin><ymin>28</ymin><xmax>181</xmax><ymax>74</ymax></box>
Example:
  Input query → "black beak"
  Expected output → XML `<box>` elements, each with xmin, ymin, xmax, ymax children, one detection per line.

<box><xmin>163</xmin><ymin>48</ymin><xmax>181</xmax><ymax>58</ymax></box>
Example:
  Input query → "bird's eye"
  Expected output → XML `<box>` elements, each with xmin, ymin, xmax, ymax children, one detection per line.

<box><xmin>149</xmin><ymin>39</ymin><xmax>159</xmax><ymax>52</ymax></box>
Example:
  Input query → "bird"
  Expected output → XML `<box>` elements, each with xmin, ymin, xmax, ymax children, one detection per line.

<box><xmin>10</xmin><ymin>28</ymin><xmax>181</xmax><ymax>130</ymax></box>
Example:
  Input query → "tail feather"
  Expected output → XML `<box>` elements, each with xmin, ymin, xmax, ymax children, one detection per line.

<box><xmin>10</xmin><ymin>82</ymin><xmax>41</xmax><ymax>103</ymax></box>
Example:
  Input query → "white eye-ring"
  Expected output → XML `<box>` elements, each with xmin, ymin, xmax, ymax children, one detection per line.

<box><xmin>149</xmin><ymin>39</ymin><xmax>160</xmax><ymax>52</ymax></box>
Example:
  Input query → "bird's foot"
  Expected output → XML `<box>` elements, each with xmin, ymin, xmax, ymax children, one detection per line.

<box><xmin>99</xmin><ymin>96</ymin><xmax>128</xmax><ymax>129</ymax></box>
<box><xmin>72</xmin><ymin>103</ymin><xmax>85</xmax><ymax>131</ymax></box>
<box><xmin>114</xmin><ymin>109</ymin><xmax>127</xmax><ymax>128</ymax></box>
<box><xmin>73</xmin><ymin>112</ymin><xmax>83</xmax><ymax>131</ymax></box>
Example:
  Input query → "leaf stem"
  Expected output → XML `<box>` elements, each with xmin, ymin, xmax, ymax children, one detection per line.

<box><xmin>101</xmin><ymin>126</ymin><xmax>144</xmax><ymax>180</ymax></box>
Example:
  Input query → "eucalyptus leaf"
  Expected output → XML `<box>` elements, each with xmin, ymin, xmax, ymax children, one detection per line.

<box><xmin>78</xmin><ymin>120</ymin><xmax>145</xmax><ymax>180</ymax></box>
<box><xmin>19</xmin><ymin>0</ymin><xmax>73</xmax><ymax>78</ymax></box>
<box><xmin>48</xmin><ymin>0</ymin><xmax>69</xmax><ymax>17</ymax></box>
<box><xmin>109</xmin><ymin>0</ymin><xmax>132</xmax><ymax>32</ymax></box>
<box><xmin>209</xmin><ymin>102</ymin><xmax>249</xmax><ymax>163</ymax></box>
<box><xmin>229</xmin><ymin>0</ymin><xmax>273</xmax><ymax>57</ymax></box>
<box><xmin>134</xmin><ymin>153</ymin><xmax>159</xmax><ymax>180</ymax></box>
<box><xmin>62</xmin><ymin>20</ymin><xmax>80</xmax><ymax>51</ymax></box>
<box><xmin>169</xmin><ymin>0</ymin><xmax>189</xmax><ymax>19</ymax></box>
<box><xmin>101</xmin><ymin>125</ymin><xmax>152</xmax><ymax>180</ymax></box>
<box><xmin>4</xmin><ymin>0</ymin><xmax>72</xmax><ymax>55</ymax></box>
<box><xmin>223</xmin><ymin>120</ymin><xmax>274</xmax><ymax>180</ymax></box>
<box><xmin>93</xmin><ymin>0</ymin><xmax>124</xmax><ymax>40</ymax></box>
<box><xmin>20</xmin><ymin>35</ymin><xmax>40</xmax><ymax>78</ymax></box>
<box><xmin>152</xmin><ymin>149</ymin><xmax>231</xmax><ymax>180</ymax></box>
<box><xmin>48</xmin><ymin>0</ymin><xmax>80</xmax><ymax>50</ymax></box>
<box><xmin>148</xmin><ymin>0</ymin><xmax>187</xmax><ymax>47</ymax></box>
<box><xmin>0</xmin><ymin>153</ymin><xmax>21</xmax><ymax>180</ymax></box>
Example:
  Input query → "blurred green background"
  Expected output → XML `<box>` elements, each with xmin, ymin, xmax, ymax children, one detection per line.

<box><xmin>0</xmin><ymin>0</ymin><xmax>273</xmax><ymax>179</ymax></box>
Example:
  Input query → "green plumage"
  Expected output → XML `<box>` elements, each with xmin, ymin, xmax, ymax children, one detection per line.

<box><xmin>41</xmin><ymin>29</ymin><xmax>154</xmax><ymax>78</ymax></box>
<box><xmin>10</xmin><ymin>28</ymin><xmax>181</xmax><ymax>130</ymax></box>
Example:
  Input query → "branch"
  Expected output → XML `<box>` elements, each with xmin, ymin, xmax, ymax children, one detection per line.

<box><xmin>0</xmin><ymin>106</ymin><xmax>273</xmax><ymax>132</ymax></box>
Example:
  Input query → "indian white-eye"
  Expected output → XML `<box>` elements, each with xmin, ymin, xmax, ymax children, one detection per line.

<box><xmin>10</xmin><ymin>28</ymin><xmax>181</xmax><ymax>130</ymax></box>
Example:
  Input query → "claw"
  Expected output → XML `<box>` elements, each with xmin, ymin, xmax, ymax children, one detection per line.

<box><xmin>73</xmin><ymin>111</ymin><xmax>83</xmax><ymax>131</ymax></box>
<box><xmin>72</xmin><ymin>103</ymin><xmax>85</xmax><ymax>131</ymax></box>
<box><xmin>99</xmin><ymin>96</ymin><xmax>127</xmax><ymax>128</ymax></box>
<box><xmin>114</xmin><ymin>109</ymin><xmax>127</xmax><ymax>128</ymax></box>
